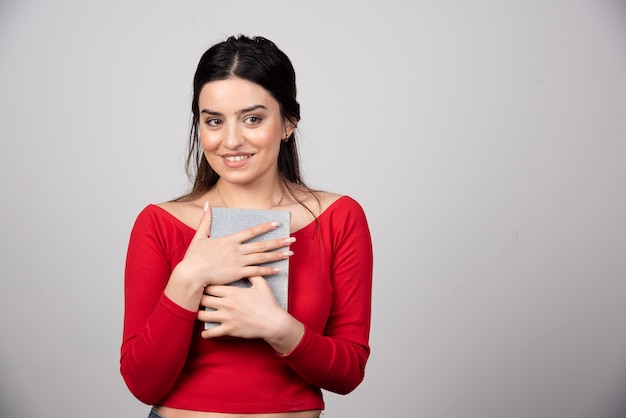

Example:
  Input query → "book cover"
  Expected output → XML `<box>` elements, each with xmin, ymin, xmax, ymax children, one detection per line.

<box><xmin>204</xmin><ymin>207</ymin><xmax>291</xmax><ymax>329</ymax></box>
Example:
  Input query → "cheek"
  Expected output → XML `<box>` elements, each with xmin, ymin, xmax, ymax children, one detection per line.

<box><xmin>250</xmin><ymin>127</ymin><xmax>283</xmax><ymax>148</ymax></box>
<box><xmin>199</xmin><ymin>130</ymin><xmax>219</xmax><ymax>152</ymax></box>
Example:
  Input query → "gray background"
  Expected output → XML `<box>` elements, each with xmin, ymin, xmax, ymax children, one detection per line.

<box><xmin>2</xmin><ymin>1</ymin><xmax>626</xmax><ymax>417</ymax></box>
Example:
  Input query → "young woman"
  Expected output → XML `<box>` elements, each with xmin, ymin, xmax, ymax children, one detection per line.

<box><xmin>120</xmin><ymin>35</ymin><xmax>373</xmax><ymax>418</ymax></box>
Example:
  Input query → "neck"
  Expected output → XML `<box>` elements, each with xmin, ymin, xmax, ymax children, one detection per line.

<box><xmin>215</xmin><ymin>180</ymin><xmax>285</xmax><ymax>210</ymax></box>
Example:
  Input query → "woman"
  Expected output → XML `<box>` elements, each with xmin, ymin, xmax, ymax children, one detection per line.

<box><xmin>120</xmin><ymin>35</ymin><xmax>373</xmax><ymax>418</ymax></box>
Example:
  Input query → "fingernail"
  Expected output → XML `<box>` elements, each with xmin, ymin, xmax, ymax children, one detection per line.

<box><xmin>285</xmin><ymin>237</ymin><xmax>296</xmax><ymax>244</ymax></box>
<box><xmin>270</xmin><ymin>221</ymin><xmax>280</xmax><ymax>227</ymax></box>
<box><xmin>203</xmin><ymin>201</ymin><xmax>209</xmax><ymax>212</ymax></box>
<box><xmin>283</xmin><ymin>250</ymin><xmax>294</xmax><ymax>257</ymax></box>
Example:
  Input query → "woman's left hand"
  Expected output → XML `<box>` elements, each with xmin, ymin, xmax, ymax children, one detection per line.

<box><xmin>198</xmin><ymin>276</ymin><xmax>285</xmax><ymax>340</ymax></box>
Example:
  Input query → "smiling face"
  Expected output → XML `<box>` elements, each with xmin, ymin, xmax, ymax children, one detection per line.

<box><xmin>198</xmin><ymin>77</ymin><xmax>294</xmax><ymax>187</ymax></box>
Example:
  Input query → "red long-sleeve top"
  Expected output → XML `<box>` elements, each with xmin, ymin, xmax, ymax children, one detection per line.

<box><xmin>120</xmin><ymin>196</ymin><xmax>373</xmax><ymax>413</ymax></box>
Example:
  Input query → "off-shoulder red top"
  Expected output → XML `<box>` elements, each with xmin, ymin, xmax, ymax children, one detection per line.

<box><xmin>120</xmin><ymin>196</ymin><xmax>373</xmax><ymax>413</ymax></box>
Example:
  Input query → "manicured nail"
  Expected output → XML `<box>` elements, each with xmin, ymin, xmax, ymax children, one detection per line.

<box><xmin>283</xmin><ymin>250</ymin><xmax>294</xmax><ymax>257</ymax></box>
<box><xmin>285</xmin><ymin>237</ymin><xmax>296</xmax><ymax>244</ymax></box>
<box><xmin>270</xmin><ymin>221</ymin><xmax>280</xmax><ymax>227</ymax></box>
<box><xmin>203</xmin><ymin>201</ymin><xmax>209</xmax><ymax>212</ymax></box>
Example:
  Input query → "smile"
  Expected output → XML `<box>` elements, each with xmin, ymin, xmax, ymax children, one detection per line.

<box><xmin>223</xmin><ymin>155</ymin><xmax>252</xmax><ymax>162</ymax></box>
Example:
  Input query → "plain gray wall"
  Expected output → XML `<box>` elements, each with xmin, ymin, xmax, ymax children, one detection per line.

<box><xmin>1</xmin><ymin>1</ymin><xmax>626</xmax><ymax>417</ymax></box>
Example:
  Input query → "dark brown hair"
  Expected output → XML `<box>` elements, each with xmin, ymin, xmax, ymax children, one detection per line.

<box><xmin>176</xmin><ymin>35</ymin><xmax>313</xmax><ymax>203</ymax></box>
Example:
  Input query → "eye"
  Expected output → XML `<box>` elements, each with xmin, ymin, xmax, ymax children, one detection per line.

<box><xmin>244</xmin><ymin>116</ymin><xmax>262</xmax><ymax>125</ymax></box>
<box><xmin>204</xmin><ymin>118</ymin><xmax>221</xmax><ymax>127</ymax></box>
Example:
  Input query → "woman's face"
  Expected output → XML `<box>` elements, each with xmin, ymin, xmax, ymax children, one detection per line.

<box><xmin>198</xmin><ymin>77</ymin><xmax>293</xmax><ymax>187</ymax></box>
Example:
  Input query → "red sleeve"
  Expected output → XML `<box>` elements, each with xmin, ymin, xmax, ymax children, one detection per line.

<box><xmin>279</xmin><ymin>197</ymin><xmax>373</xmax><ymax>394</ymax></box>
<box><xmin>120</xmin><ymin>206</ymin><xmax>197</xmax><ymax>405</ymax></box>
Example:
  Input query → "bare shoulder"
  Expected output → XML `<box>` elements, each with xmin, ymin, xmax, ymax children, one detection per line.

<box><xmin>289</xmin><ymin>188</ymin><xmax>342</xmax><ymax>215</ymax></box>
<box><xmin>316</xmin><ymin>191</ymin><xmax>344</xmax><ymax>213</ymax></box>
<box><xmin>287</xmin><ymin>188</ymin><xmax>344</xmax><ymax>232</ymax></box>
<box><xmin>156</xmin><ymin>199</ymin><xmax>205</xmax><ymax>230</ymax></box>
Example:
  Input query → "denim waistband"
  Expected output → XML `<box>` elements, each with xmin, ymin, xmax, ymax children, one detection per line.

<box><xmin>148</xmin><ymin>409</ymin><xmax>164</xmax><ymax>418</ymax></box>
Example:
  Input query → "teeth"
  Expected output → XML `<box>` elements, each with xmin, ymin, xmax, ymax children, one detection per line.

<box><xmin>224</xmin><ymin>155</ymin><xmax>250</xmax><ymax>162</ymax></box>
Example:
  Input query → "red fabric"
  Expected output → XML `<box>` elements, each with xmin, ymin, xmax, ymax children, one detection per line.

<box><xmin>120</xmin><ymin>196</ymin><xmax>373</xmax><ymax>413</ymax></box>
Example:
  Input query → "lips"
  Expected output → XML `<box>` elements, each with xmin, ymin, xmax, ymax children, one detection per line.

<box><xmin>223</xmin><ymin>154</ymin><xmax>252</xmax><ymax>162</ymax></box>
<box><xmin>220</xmin><ymin>153</ymin><xmax>255</xmax><ymax>168</ymax></box>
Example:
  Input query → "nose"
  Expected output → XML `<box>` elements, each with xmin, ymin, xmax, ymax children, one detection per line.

<box><xmin>223</xmin><ymin>124</ymin><xmax>244</xmax><ymax>149</ymax></box>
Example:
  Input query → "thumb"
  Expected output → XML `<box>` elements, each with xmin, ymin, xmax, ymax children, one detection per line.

<box><xmin>248</xmin><ymin>275</ymin><xmax>268</xmax><ymax>288</ymax></box>
<box><xmin>193</xmin><ymin>201</ymin><xmax>213</xmax><ymax>239</ymax></box>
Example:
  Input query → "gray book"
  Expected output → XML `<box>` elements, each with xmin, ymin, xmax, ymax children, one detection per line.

<box><xmin>204</xmin><ymin>207</ymin><xmax>291</xmax><ymax>329</ymax></box>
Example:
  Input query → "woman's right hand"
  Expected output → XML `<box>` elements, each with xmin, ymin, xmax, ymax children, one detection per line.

<box><xmin>164</xmin><ymin>202</ymin><xmax>294</xmax><ymax>311</ymax></box>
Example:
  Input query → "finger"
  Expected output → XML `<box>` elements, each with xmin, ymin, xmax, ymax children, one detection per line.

<box><xmin>202</xmin><ymin>326</ymin><xmax>225</xmax><ymax>339</ymax></box>
<box><xmin>243</xmin><ymin>236</ymin><xmax>296</xmax><ymax>255</ymax></box>
<box><xmin>193</xmin><ymin>201</ymin><xmax>213</xmax><ymax>240</ymax></box>
<box><xmin>204</xmin><ymin>285</ymin><xmax>232</xmax><ymax>299</ymax></box>
<box><xmin>241</xmin><ymin>265</ymin><xmax>284</xmax><ymax>278</ymax></box>
<box><xmin>200</xmin><ymin>318</ymin><xmax>228</xmax><ymax>339</ymax></box>
<box><xmin>248</xmin><ymin>275</ymin><xmax>268</xmax><ymax>289</ymax></box>
<box><xmin>243</xmin><ymin>249</ymin><xmax>293</xmax><ymax>267</ymax></box>
<box><xmin>197</xmin><ymin>305</ymin><xmax>221</xmax><ymax>321</ymax></box>
<box><xmin>231</xmin><ymin>221</ymin><xmax>282</xmax><ymax>244</ymax></box>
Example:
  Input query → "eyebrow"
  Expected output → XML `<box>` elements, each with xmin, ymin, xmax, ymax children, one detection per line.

<box><xmin>200</xmin><ymin>104</ymin><xmax>267</xmax><ymax>117</ymax></box>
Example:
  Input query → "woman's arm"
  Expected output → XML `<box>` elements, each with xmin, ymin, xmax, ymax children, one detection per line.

<box><xmin>120</xmin><ymin>207</ymin><xmax>198</xmax><ymax>404</ymax></box>
<box><xmin>120</xmin><ymin>204</ymin><xmax>296</xmax><ymax>403</ymax></box>
<box><xmin>278</xmin><ymin>198</ymin><xmax>374</xmax><ymax>394</ymax></box>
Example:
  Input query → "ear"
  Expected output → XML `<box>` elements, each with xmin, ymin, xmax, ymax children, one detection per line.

<box><xmin>283</xmin><ymin>118</ymin><xmax>297</xmax><ymax>139</ymax></box>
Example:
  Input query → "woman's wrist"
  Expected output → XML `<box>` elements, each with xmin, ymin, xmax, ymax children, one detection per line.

<box><xmin>164</xmin><ymin>265</ymin><xmax>206</xmax><ymax>311</ymax></box>
<box><xmin>275</xmin><ymin>323</ymin><xmax>305</xmax><ymax>357</ymax></box>
<box><xmin>264</xmin><ymin>312</ymin><xmax>305</xmax><ymax>355</ymax></box>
